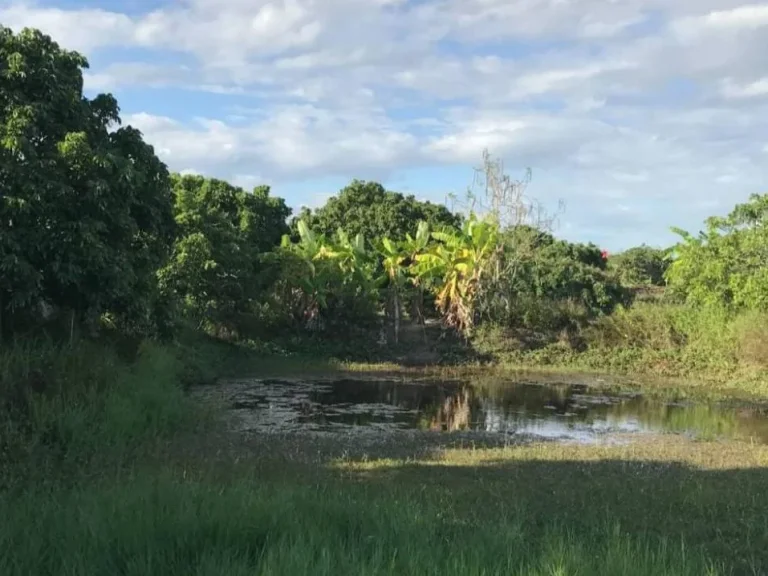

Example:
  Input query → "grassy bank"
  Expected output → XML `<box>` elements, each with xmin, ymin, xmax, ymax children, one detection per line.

<box><xmin>468</xmin><ymin>302</ymin><xmax>768</xmax><ymax>398</ymax></box>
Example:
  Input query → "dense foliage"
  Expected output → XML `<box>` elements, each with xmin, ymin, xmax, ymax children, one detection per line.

<box><xmin>158</xmin><ymin>175</ymin><xmax>290</xmax><ymax>334</ymax></box>
<box><xmin>609</xmin><ymin>245</ymin><xmax>669</xmax><ymax>287</ymax></box>
<box><xmin>666</xmin><ymin>194</ymin><xmax>768</xmax><ymax>311</ymax></box>
<box><xmin>1</xmin><ymin>27</ymin><xmax>174</xmax><ymax>337</ymax></box>
<box><xmin>474</xmin><ymin>226</ymin><xmax>626</xmax><ymax>333</ymax></box>
<box><xmin>264</xmin><ymin>222</ymin><xmax>379</xmax><ymax>337</ymax></box>
<box><xmin>294</xmin><ymin>180</ymin><xmax>462</xmax><ymax>241</ymax></box>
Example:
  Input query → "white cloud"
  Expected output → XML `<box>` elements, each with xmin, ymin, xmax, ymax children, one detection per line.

<box><xmin>689</xmin><ymin>3</ymin><xmax>768</xmax><ymax>31</ymax></box>
<box><xmin>0</xmin><ymin>3</ymin><xmax>135</xmax><ymax>51</ymax></box>
<box><xmin>514</xmin><ymin>61</ymin><xmax>637</xmax><ymax>97</ymax></box>
<box><xmin>125</xmin><ymin>103</ymin><xmax>419</xmax><ymax>178</ymax></box>
<box><xmin>721</xmin><ymin>77</ymin><xmax>768</xmax><ymax>98</ymax></box>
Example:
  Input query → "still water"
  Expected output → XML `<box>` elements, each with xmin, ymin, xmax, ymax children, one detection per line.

<box><xmin>202</xmin><ymin>377</ymin><xmax>768</xmax><ymax>444</ymax></box>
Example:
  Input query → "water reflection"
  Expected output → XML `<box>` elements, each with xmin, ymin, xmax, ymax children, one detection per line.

<box><xmin>206</xmin><ymin>378</ymin><xmax>768</xmax><ymax>443</ymax></box>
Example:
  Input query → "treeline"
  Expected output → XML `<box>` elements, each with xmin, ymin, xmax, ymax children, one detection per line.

<box><xmin>4</xmin><ymin>25</ymin><xmax>768</xmax><ymax>378</ymax></box>
<box><xmin>0</xmin><ymin>26</ymin><xmax>622</xmax><ymax>348</ymax></box>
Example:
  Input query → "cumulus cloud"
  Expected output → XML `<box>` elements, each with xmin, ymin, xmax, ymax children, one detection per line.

<box><xmin>3</xmin><ymin>0</ymin><xmax>768</xmax><ymax>248</ymax></box>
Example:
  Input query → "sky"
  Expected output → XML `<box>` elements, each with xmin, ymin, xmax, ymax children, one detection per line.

<box><xmin>2</xmin><ymin>0</ymin><xmax>768</xmax><ymax>250</ymax></box>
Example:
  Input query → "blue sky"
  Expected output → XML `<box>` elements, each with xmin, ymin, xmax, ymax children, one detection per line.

<box><xmin>3</xmin><ymin>0</ymin><xmax>768</xmax><ymax>249</ymax></box>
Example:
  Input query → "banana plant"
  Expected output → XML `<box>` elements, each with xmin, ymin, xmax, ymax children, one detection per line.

<box><xmin>330</xmin><ymin>228</ymin><xmax>373</xmax><ymax>285</ymax></box>
<box><xmin>279</xmin><ymin>220</ymin><xmax>376</xmax><ymax>331</ymax></box>
<box><xmin>377</xmin><ymin>236</ymin><xmax>408</xmax><ymax>344</ymax></box>
<box><xmin>278</xmin><ymin>220</ymin><xmax>333</xmax><ymax>327</ymax></box>
<box><xmin>402</xmin><ymin>220</ymin><xmax>432</xmax><ymax>326</ymax></box>
<box><xmin>413</xmin><ymin>215</ymin><xmax>499</xmax><ymax>335</ymax></box>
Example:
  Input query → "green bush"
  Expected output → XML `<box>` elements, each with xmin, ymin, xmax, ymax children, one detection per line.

<box><xmin>666</xmin><ymin>193</ymin><xmax>768</xmax><ymax>311</ymax></box>
<box><xmin>476</xmin><ymin>227</ymin><xmax>628</xmax><ymax>334</ymax></box>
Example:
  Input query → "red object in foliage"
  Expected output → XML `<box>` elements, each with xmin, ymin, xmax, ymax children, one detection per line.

<box><xmin>601</xmin><ymin>250</ymin><xmax>609</xmax><ymax>260</ymax></box>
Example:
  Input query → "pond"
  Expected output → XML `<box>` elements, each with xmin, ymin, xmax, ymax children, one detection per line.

<box><xmin>198</xmin><ymin>376</ymin><xmax>768</xmax><ymax>444</ymax></box>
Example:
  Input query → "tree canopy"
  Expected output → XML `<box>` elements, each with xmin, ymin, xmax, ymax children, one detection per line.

<box><xmin>609</xmin><ymin>245</ymin><xmax>669</xmax><ymax>287</ymax></box>
<box><xmin>294</xmin><ymin>180</ymin><xmax>462</xmax><ymax>242</ymax></box>
<box><xmin>158</xmin><ymin>174</ymin><xmax>291</xmax><ymax>332</ymax></box>
<box><xmin>0</xmin><ymin>26</ymin><xmax>174</xmax><ymax>334</ymax></box>
<box><xmin>666</xmin><ymin>194</ymin><xmax>768</xmax><ymax>311</ymax></box>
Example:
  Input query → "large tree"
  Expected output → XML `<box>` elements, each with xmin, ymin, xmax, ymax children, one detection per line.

<box><xmin>0</xmin><ymin>26</ymin><xmax>174</xmax><ymax>336</ymax></box>
<box><xmin>294</xmin><ymin>180</ymin><xmax>461</xmax><ymax>242</ymax></box>
<box><xmin>158</xmin><ymin>174</ymin><xmax>291</xmax><ymax>331</ymax></box>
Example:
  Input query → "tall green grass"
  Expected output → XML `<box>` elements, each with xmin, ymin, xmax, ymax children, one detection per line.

<box><xmin>0</xmin><ymin>337</ymin><xmax>202</xmax><ymax>486</ymax></box>
<box><xmin>0</xmin><ymin>470</ymin><xmax>724</xmax><ymax>576</ymax></box>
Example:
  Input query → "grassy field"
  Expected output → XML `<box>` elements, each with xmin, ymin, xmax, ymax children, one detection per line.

<box><xmin>3</xmin><ymin>432</ymin><xmax>767</xmax><ymax>575</ymax></box>
<box><xmin>2</xmin><ymin>334</ymin><xmax>768</xmax><ymax>575</ymax></box>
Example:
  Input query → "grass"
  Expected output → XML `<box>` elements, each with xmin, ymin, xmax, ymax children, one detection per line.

<box><xmin>0</xmin><ymin>472</ymin><xmax>723</xmax><ymax>576</ymax></box>
<box><xmin>3</xmin><ymin>431</ymin><xmax>766</xmax><ymax>575</ymax></box>
<box><xmin>3</xmin><ymin>330</ymin><xmax>768</xmax><ymax>575</ymax></box>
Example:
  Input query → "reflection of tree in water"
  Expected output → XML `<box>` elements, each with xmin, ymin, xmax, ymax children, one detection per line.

<box><xmin>427</xmin><ymin>387</ymin><xmax>474</xmax><ymax>431</ymax></box>
<box><xmin>294</xmin><ymin>378</ymin><xmax>768</xmax><ymax>441</ymax></box>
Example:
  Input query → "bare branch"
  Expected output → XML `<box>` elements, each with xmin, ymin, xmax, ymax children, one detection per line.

<box><xmin>454</xmin><ymin>149</ymin><xmax>565</xmax><ymax>232</ymax></box>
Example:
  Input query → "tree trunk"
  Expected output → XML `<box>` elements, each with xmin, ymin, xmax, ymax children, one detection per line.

<box><xmin>70</xmin><ymin>309</ymin><xmax>75</xmax><ymax>347</ymax></box>
<box><xmin>393</xmin><ymin>289</ymin><xmax>400</xmax><ymax>345</ymax></box>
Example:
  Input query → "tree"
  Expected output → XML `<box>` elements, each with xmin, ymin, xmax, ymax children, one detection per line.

<box><xmin>158</xmin><ymin>174</ymin><xmax>290</xmax><ymax>332</ymax></box>
<box><xmin>0</xmin><ymin>26</ymin><xmax>174</xmax><ymax>338</ymax></box>
<box><xmin>295</xmin><ymin>180</ymin><xmax>461</xmax><ymax>242</ymax></box>
<box><xmin>452</xmin><ymin>149</ymin><xmax>564</xmax><ymax>231</ymax></box>
<box><xmin>377</xmin><ymin>237</ymin><xmax>408</xmax><ymax>344</ymax></box>
<box><xmin>666</xmin><ymin>194</ymin><xmax>768</xmax><ymax>310</ymax></box>
<box><xmin>470</xmin><ymin>225</ymin><xmax>627</xmax><ymax>331</ymax></box>
<box><xmin>609</xmin><ymin>245</ymin><xmax>669</xmax><ymax>287</ymax></box>
<box><xmin>401</xmin><ymin>221</ymin><xmax>432</xmax><ymax>325</ymax></box>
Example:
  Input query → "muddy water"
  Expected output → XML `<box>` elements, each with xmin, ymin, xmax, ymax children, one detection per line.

<box><xmin>198</xmin><ymin>377</ymin><xmax>768</xmax><ymax>443</ymax></box>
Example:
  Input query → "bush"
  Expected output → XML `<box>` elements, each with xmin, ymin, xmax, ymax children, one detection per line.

<box><xmin>665</xmin><ymin>193</ymin><xmax>768</xmax><ymax>311</ymax></box>
<box><xmin>477</xmin><ymin>228</ymin><xmax>629</xmax><ymax>334</ymax></box>
<box><xmin>731</xmin><ymin>311</ymin><xmax>768</xmax><ymax>368</ymax></box>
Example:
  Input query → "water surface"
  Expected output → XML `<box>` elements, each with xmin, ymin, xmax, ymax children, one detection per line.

<box><xmin>200</xmin><ymin>377</ymin><xmax>768</xmax><ymax>444</ymax></box>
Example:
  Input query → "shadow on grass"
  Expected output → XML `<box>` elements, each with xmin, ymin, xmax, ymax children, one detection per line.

<box><xmin>161</xmin><ymin>426</ymin><xmax>768</xmax><ymax>575</ymax></box>
<box><xmin>335</xmin><ymin>449</ymin><xmax>768</xmax><ymax>575</ymax></box>
<box><xmin>5</xmin><ymin>446</ymin><xmax>766</xmax><ymax>575</ymax></box>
